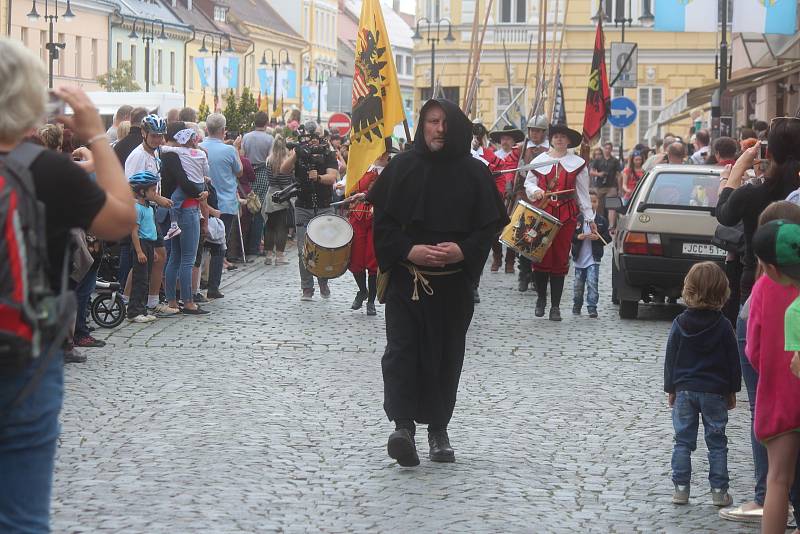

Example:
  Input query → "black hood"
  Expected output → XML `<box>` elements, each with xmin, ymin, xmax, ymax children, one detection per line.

<box><xmin>413</xmin><ymin>99</ymin><xmax>472</xmax><ymax>161</ymax></box>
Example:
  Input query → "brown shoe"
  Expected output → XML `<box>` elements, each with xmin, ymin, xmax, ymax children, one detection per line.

<box><xmin>505</xmin><ymin>262</ymin><xmax>514</xmax><ymax>274</ymax></box>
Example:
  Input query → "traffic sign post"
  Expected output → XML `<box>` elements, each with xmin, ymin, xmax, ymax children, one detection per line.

<box><xmin>328</xmin><ymin>112</ymin><xmax>352</xmax><ymax>137</ymax></box>
<box><xmin>610</xmin><ymin>42</ymin><xmax>638</xmax><ymax>89</ymax></box>
<box><xmin>608</xmin><ymin>97</ymin><xmax>638</xmax><ymax>129</ymax></box>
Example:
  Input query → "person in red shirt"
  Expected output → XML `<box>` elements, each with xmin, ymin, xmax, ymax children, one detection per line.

<box><xmin>348</xmin><ymin>141</ymin><xmax>399</xmax><ymax>316</ymax></box>
<box><xmin>488</xmin><ymin>125</ymin><xmax>524</xmax><ymax>272</ymax></box>
<box><xmin>622</xmin><ymin>150</ymin><xmax>645</xmax><ymax>202</ymax></box>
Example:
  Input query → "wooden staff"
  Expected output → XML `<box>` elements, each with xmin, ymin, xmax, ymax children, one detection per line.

<box><xmin>462</xmin><ymin>0</ymin><xmax>481</xmax><ymax>110</ymax></box>
<box><xmin>464</xmin><ymin>0</ymin><xmax>495</xmax><ymax>116</ymax></box>
<box><xmin>532</xmin><ymin>0</ymin><xmax>544</xmax><ymax>118</ymax></box>
<box><xmin>547</xmin><ymin>0</ymin><xmax>569</xmax><ymax>121</ymax></box>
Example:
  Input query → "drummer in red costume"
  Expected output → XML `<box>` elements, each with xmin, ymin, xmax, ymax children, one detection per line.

<box><xmin>348</xmin><ymin>140</ymin><xmax>400</xmax><ymax>316</ymax></box>
<box><xmin>488</xmin><ymin>125</ymin><xmax>524</xmax><ymax>273</ymax></box>
<box><xmin>524</xmin><ymin>124</ymin><xmax>597</xmax><ymax>321</ymax></box>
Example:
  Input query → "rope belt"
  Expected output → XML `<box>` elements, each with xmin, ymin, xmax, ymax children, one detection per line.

<box><xmin>402</xmin><ymin>262</ymin><xmax>462</xmax><ymax>301</ymax></box>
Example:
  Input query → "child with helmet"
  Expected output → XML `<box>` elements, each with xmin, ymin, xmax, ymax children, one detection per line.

<box><xmin>127</xmin><ymin>171</ymin><xmax>160</xmax><ymax>323</ymax></box>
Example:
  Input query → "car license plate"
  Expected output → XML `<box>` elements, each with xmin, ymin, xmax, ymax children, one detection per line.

<box><xmin>682</xmin><ymin>243</ymin><xmax>726</xmax><ymax>257</ymax></box>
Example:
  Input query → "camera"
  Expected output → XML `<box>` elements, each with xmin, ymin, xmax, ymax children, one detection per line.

<box><xmin>46</xmin><ymin>90</ymin><xmax>65</xmax><ymax>121</ymax></box>
<box><xmin>758</xmin><ymin>140</ymin><xmax>769</xmax><ymax>161</ymax></box>
<box><xmin>287</xmin><ymin>122</ymin><xmax>330</xmax><ymax>177</ymax></box>
<box><xmin>271</xmin><ymin>182</ymin><xmax>299</xmax><ymax>204</ymax></box>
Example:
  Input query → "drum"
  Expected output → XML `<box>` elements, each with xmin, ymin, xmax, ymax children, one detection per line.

<box><xmin>303</xmin><ymin>214</ymin><xmax>354</xmax><ymax>279</ymax></box>
<box><xmin>499</xmin><ymin>200</ymin><xmax>562</xmax><ymax>263</ymax></box>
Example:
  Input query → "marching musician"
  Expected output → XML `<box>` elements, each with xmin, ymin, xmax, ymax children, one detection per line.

<box><xmin>514</xmin><ymin>115</ymin><xmax>550</xmax><ymax>292</ymax></box>
<box><xmin>488</xmin><ymin>125</ymin><xmax>525</xmax><ymax>273</ymax></box>
<box><xmin>524</xmin><ymin>123</ymin><xmax>596</xmax><ymax>322</ymax></box>
<box><xmin>368</xmin><ymin>98</ymin><xmax>507</xmax><ymax>467</ymax></box>
<box><xmin>347</xmin><ymin>140</ymin><xmax>399</xmax><ymax>317</ymax></box>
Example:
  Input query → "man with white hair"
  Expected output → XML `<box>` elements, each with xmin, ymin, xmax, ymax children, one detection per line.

<box><xmin>200</xmin><ymin>113</ymin><xmax>243</xmax><ymax>257</ymax></box>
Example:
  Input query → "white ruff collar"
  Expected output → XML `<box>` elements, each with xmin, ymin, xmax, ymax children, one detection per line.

<box><xmin>531</xmin><ymin>151</ymin><xmax>585</xmax><ymax>174</ymax></box>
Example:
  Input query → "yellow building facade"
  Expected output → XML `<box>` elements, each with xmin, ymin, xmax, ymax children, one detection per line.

<box><xmin>412</xmin><ymin>0</ymin><xmax>719</xmax><ymax>151</ymax></box>
<box><xmin>2</xmin><ymin>0</ymin><xmax>9</xmax><ymax>37</ymax></box>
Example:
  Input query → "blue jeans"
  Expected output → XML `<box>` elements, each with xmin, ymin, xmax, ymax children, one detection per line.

<box><xmin>737</xmin><ymin>315</ymin><xmax>768</xmax><ymax>505</ymax></box>
<box><xmin>0</xmin><ymin>348</ymin><xmax>64</xmax><ymax>532</ymax></box>
<box><xmin>671</xmin><ymin>390</ymin><xmax>730</xmax><ymax>490</ymax></box>
<box><xmin>165</xmin><ymin>207</ymin><xmax>200</xmax><ymax>303</ymax></box>
<box><xmin>573</xmin><ymin>264</ymin><xmax>600</xmax><ymax>312</ymax></box>
<box><xmin>246</xmin><ymin>212</ymin><xmax>265</xmax><ymax>255</ymax></box>
<box><xmin>74</xmin><ymin>265</ymin><xmax>98</xmax><ymax>339</ymax></box>
<box><xmin>117</xmin><ymin>237</ymin><xmax>132</xmax><ymax>287</ymax></box>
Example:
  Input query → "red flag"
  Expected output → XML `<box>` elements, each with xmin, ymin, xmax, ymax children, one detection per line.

<box><xmin>582</xmin><ymin>17</ymin><xmax>611</xmax><ymax>145</ymax></box>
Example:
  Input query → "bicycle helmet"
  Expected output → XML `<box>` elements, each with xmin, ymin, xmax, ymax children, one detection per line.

<box><xmin>141</xmin><ymin>114</ymin><xmax>167</xmax><ymax>135</ymax></box>
<box><xmin>129</xmin><ymin>170</ymin><xmax>159</xmax><ymax>191</ymax></box>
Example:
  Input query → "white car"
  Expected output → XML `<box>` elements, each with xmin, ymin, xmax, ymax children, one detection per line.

<box><xmin>607</xmin><ymin>165</ymin><xmax>726</xmax><ymax>319</ymax></box>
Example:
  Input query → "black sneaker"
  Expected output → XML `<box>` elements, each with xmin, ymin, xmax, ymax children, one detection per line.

<box><xmin>193</xmin><ymin>293</ymin><xmax>209</xmax><ymax>303</ymax></box>
<box><xmin>64</xmin><ymin>349</ymin><xmax>87</xmax><ymax>364</ymax></box>
<box><xmin>535</xmin><ymin>298</ymin><xmax>546</xmax><ymax>317</ymax></box>
<box><xmin>549</xmin><ymin>307</ymin><xmax>562</xmax><ymax>322</ymax></box>
<box><xmin>572</xmin><ymin>305</ymin><xmax>581</xmax><ymax>315</ymax></box>
<box><xmin>366</xmin><ymin>302</ymin><xmax>377</xmax><ymax>316</ymax></box>
<box><xmin>351</xmin><ymin>291</ymin><xmax>367</xmax><ymax>310</ymax></box>
<box><xmin>387</xmin><ymin>429</ymin><xmax>419</xmax><ymax>467</ymax></box>
<box><xmin>588</xmin><ymin>309</ymin><xmax>598</xmax><ymax>318</ymax></box>
<box><xmin>206</xmin><ymin>290</ymin><xmax>225</xmax><ymax>299</ymax></box>
<box><xmin>473</xmin><ymin>288</ymin><xmax>481</xmax><ymax>304</ymax></box>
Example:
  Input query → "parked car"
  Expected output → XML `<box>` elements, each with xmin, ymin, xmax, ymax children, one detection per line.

<box><xmin>607</xmin><ymin>164</ymin><xmax>726</xmax><ymax>319</ymax></box>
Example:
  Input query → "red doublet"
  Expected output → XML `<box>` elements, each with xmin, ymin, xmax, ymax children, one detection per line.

<box><xmin>531</xmin><ymin>158</ymin><xmax>586</xmax><ymax>275</ymax></box>
<box><xmin>490</xmin><ymin>147</ymin><xmax>520</xmax><ymax>196</ymax></box>
<box><xmin>348</xmin><ymin>168</ymin><xmax>379</xmax><ymax>274</ymax></box>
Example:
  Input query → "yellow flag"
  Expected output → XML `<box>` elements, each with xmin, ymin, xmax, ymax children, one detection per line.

<box><xmin>259</xmin><ymin>92</ymin><xmax>269</xmax><ymax>114</ymax></box>
<box><xmin>347</xmin><ymin>0</ymin><xmax>405</xmax><ymax>195</ymax></box>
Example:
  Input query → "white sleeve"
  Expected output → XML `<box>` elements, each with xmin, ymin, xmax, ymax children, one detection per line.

<box><xmin>524</xmin><ymin>171</ymin><xmax>543</xmax><ymax>200</ymax></box>
<box><xmin>576</xmin><ymin>166</ymin><xmax>595</xmax><ymax>221</ymax></box>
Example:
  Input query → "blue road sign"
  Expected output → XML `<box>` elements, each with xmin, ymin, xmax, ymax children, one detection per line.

<box><xmin>608</xmin><ymin>96</ymin><xmax>638</xmax><ymax>128</ymax></box>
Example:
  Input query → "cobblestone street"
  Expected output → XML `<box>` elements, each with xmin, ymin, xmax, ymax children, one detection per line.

<box><xmin>53</xmin><ymin>252</ymin><xmax>759</xmax><ymax>533</ymax></box>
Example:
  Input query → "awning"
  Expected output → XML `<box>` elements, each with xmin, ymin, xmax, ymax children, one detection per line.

<box><xmin>649</xmin><ymin>60</ymin><xmax>800</xmax><ymax>135</ymax></box>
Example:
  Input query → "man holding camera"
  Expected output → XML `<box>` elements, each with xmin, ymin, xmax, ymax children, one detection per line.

<box><xmin>280</xmin><ymin>121</ymin><xmax>339</xmax><ymax>301</ymax></box>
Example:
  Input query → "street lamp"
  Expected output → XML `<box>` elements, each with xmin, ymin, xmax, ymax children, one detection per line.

<box><xmin>199</xmin><ymin>32</ymin><xmax>234</xmax><ymax>103</ymax></box>
<box><xmin>260</xmin><ymin>47</ymin><xmax>292</xmax><ymax>113</ymax></box>
<box><xmin>412</xmin><ymin>17</ymin><xmax>455</xmax><ymax>98</ymax></box>
<box><xmin>125</xmin><ymin>17</ymin><xmax>170</xmax><ymax>92</ymax></box>
<box><xmin>27</xmin><ymin>0</ymin><xmax>77</xmax><ymax>88</ymax></box>
<box><xmin>306</xmin><ymin>64</ymin><xmax>329</xmax><ymax>124</ymax></box>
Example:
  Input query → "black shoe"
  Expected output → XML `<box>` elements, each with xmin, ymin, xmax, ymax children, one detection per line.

<box><xmin>351</xmin><ymin>291</ymin><xmax>367</xmax><ymax>310</ymax></box>
<box><xmin>366</xmin><ymin>302</ymin><xmax>377</xmax><ymax>316</ymax></box>
<box><xmin>206</xmin><ymin>290</ymin><xmax>225</xmax><ymax>299</ymax></box>
<box><xmin>200</xmin><ymin>281</ymin><xmax>208</xmax><ymax>290</ymax></box>
<box><xmin>518</xmin><ymin>273</ymin><xmax>530</xmax><ymax>292</ymax></box>
<box><xmin>387</xmin><ymin>429</ymin><xmax>420</xmax><ymax>467</ymax></box>
<box><xmin>535</xmin><ymin>298</ymin><xmax>546</xmax><ymax>317</ymax></box>
<box><xmin>473</xmin><ymin>288</ymin><xmax>481</xmax><ymax>304</ymax></box>
<box><xmin>64</xmin><ymin>349</ymin><xmax>87</xmax><ymax>364</ymax></box>
<box><xmin>193</xmin><ymin>293</ymin><xmax>209</xmax><ymax>303</ymax></box>
<box><xmin>181</xmin><ymin>306</ymin><xmax>210</xmax><ymax>315</ymax></box>
<box><xmin>428</xmin><ymin>429</ymin><xmax>455</xmax><ymax>463</ymax></box>
<box><xmin>549</xmin><ymin>307</ymin><xmax>562</xmax><ymax>322</ymax></box>
<box><xmin>228</xmin><ymin>257</ymin><xmax>245</xmax><ymax>264</ymax></box>
<box><xmin>588</xmin><ymin>310</ymin><xmax>598</xmax><ymax>318</ymax></box>
<box><xmin>572</xmin><ymin>305</ymin><xmax>581</xmax><ymax>315</ymax></box>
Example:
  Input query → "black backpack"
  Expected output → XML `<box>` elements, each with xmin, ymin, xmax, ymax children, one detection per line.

<box><xmin>0</xmin><ymin>143</ymin><xmax>74</xmax><ymax>375</ymax></box>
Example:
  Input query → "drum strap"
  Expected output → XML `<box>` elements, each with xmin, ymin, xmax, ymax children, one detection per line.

<box><xmin>402</xmin><ymin>262</ymin><xmax>462</xmax><ymax>301</ymax></box>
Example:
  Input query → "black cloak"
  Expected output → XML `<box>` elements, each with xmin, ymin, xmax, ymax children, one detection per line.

<box><xmin>368</xmin><ymin>98</ymin><xmax>509</xmax><ymax>281</ymax></box>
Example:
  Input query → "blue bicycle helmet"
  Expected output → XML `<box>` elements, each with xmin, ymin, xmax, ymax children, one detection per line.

<box><xmin>129</xmin><ymin>170</ymin><xmax>159</xmax><ymax>191</ymax></box>
<box><xmin>141</xmin><ymin>114</ymin><xmax>167</xmax><ymax>135</ymax></box>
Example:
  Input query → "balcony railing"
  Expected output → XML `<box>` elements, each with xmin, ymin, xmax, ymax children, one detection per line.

<box><xmin>488</xmin><ymin>24</ymin><xmax>536</xmax><ymax>45</ymax></box>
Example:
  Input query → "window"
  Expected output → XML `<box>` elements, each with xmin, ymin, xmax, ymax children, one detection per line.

<box><xmin>645</xmin><ymin>173</ymin><xmax>720</xmax><ymax>209</ymax></box>
<box><xmin>75</xmin><ymin>36</ymin><xmax>81</xmax><ymax>78</ymax></box>
<box><xmin>500</xmin><ymin>0</ymin><xmax>526</xmax><ymax>23</ymax></box>
<box><xmin>170</xmin><ymin>51</ymin><xmax>175</xmax><ymax>86</ymax></box>
<box><xmin>395</xmin><ymin>53</ymin><xmax>402</xmax><ymax>72</ymax></box>
<box><xmin>425</xmin><ymin>0</ymin><xmax>441</xmax><ymax>21</ymax></box>
<box><xmin>20</xmin><ymin>27</ymin><xmax>28</xmax><ymax>47</ymax></box>
<box><xmin>495</xmin><ymin>86</ymin><xmax>525</xmax><ymax>124</ymax></box>
<box><xmin>156</xmin><ymin>49</ymin><xmax>162</xmax><ymax>84</ymax></box>
<box><xmin>91</xmin><ymin>39</ymin><xmax>98</xmax><ymax>77</ymax></box>
<box><xmin>57</xmin><ymin>33</ymin><xmax>65</xmax><ymax>76</ymax></box>
<box><xmin>130</xmin><ymin>44</ymin><xmax>137</xmax><ymax>76</ymax></box>
<box><xmin>116</xmin><ymin>42</ymin><xmax>123</xmax><ymax>65</ymax></box>
<box><xmin>406</xmin><ymin>56</ymin><xmax>413</xmax><ymax>76</ymax></box>
<box><xmin>303</xmin><ymin>6</ymin><xmax>310</xmax><ymax>39</ymax></box>
<box><xmin>638</xmin><ymin>86</ymin><xmax>663</xmax><ymax>144</ymax></box>
<box><xmin>189</xmin><ymin>54</ymin><xmax>194</xmax><ymax>89</ymax></box>
<box><xmin>213</xmin><ymin>5</ymin><xmax>227</xmax><ymax>22</ymax></box>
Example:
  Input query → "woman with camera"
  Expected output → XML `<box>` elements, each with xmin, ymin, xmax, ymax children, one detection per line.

<box><xmin>715</xmin><ymin>116</ymin><xmax>800</xmax><ymax>523</ymax></box>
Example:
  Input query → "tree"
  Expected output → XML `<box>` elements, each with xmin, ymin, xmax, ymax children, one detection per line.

<box><xmin>238</xmin><ymin>87</ymin><xmax>259</xmax><ymax>132</ymax></box>
<box><xmin>198</xmin><ymin>92</ymin><xmax>210</xmax><ymax>122</ymax></box>
<box><xmin>97</xmin><ymin>61</ymin><xmax>141</xmax><ymax>92</ymax></box>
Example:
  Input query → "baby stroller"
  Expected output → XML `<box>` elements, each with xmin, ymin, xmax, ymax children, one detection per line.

<box><xmin>90</xmin><ymin>244</ymin><xmax>126</xmax><ymax>329</ymax></box>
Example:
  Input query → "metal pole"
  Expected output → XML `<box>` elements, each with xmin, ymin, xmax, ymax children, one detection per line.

<box><xmin>213</xmin><ymin>48</ymin><xmax>219</xmax><ymax>103</ymax></box>
<box><xmin>272</xmin><ymin>61</ymin><xmax>278</xmax><ymax>113</ymax></box>
<box><xmin>316</xmin><ymin>76</ymin><xmax>322</xmax><ymax>123</ymax></box>
<box><xmin>430</xmin><ymin>38</ymin><xmax>435</xmax><ymax>97</ymax></box>
<box><xmin>144</xmin><ymin>38</ymin><xmax>150</xmax><ymax>92</ymax></box>
<box><xmin>47</xmin><ymin>16</ymin><xmax>54</xmax><ymax>88</ymax></box>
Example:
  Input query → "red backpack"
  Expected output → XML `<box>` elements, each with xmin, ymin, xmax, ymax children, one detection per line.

<box><xmin>0</xmin><ymin>143</ymin><xmax>73</xmax><ymax>374</ymax></box>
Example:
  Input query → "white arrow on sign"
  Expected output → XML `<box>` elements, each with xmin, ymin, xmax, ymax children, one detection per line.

<box><xmin>611</xmin><ymin>106</ymin><xmax>634</xmax><ymax>119</ymax></box>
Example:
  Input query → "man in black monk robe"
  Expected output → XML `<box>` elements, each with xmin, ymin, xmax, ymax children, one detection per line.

<box><xmin>368</xmin><ymin>99</ymin><xmax>508</xmax><ymax>467</ymax></box>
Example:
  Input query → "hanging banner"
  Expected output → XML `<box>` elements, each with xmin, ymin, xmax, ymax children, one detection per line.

<box><xmin>195</xmin><ymin>57</ymin><xmax>213</xmax><ymax>89</ymax></box>
<box><xmin>732</xmin><ymin>0</ymin><xmax>797</xmax><ymax>35</ymax></box>
<box><xmin>217</xmin><ymin>57</ymin><xmax>239</xmax><ymax>90</ymax></box>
